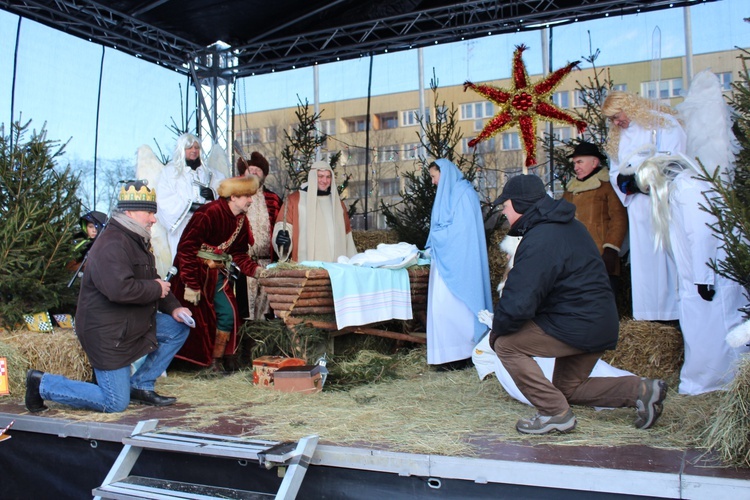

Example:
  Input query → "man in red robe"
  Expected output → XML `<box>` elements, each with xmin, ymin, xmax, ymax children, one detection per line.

<box><xmin>172</xmin><ymin>176</ymin><xmax>262</xmax><ymax>372</ymax></box>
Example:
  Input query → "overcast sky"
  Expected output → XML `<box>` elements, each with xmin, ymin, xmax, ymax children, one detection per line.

<box><xmin>1</xmin><ymin>0</ymin><xmax>748</xmax><ymax>163</ymax></box>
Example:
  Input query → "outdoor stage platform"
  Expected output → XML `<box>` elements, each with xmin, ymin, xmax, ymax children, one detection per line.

<box><xmin>1</xmin><ymin>398</ymin><xmax>748</xmax><ymax>499</ymax></box>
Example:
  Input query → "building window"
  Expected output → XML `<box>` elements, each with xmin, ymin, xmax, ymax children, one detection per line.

<box><xmin>403</xmin><ymin>143</ymin><xmax>420</xmax><ymax>160</ymax></box>
<box><xmin>476</xmin><ymin>168</ymin><xmax>499</xmax><ymax>191</ymax></box>
<box><xmin>401</xmin><ymin>109</ymin><xmax>423</xmax><ymax>127</ymax></box>
<box><xmin>717</xmin><ymin>72</ymin><xmax>732</xmax><ymax>91</ymax></box>
<box><xmin>376</xmin><ymin>113</ymin><xmax>398</xmax><ymax>130</ymax></box>
<box><xmin>320</xmin><ymin>119</ymin><xmax>336</xmax><ymax>136</ymax></box>
<box><xmin>612</xmin><ymin>83</ymin><xmax>627</xmax><ymax>92</ymax></box>
<box><xmin>345</xmin><ymin>116</ymin><xmax>367</xmax><ymax>133</ymax></box>
<box><xmin>552</xmin><ymin>91</ymin><xmax>569</xmax><ymax>109</ymax></box>
<box><xmin>574</xmin><ymin>90</ymin><xmax>587</xmax><ymax>108</ymax></box>
<box><xmin>348</xmin><ymin>181</ymin><xmax>367</xmax><ymax>198</ymax></box>
<box><xmin>376</xmin><ymin>145</ymin><xmax>399</xmax><ymax>163</ymax></box>
<box><xmin>641</xmin><ymin>78</ymin><xmax>683</xmax><ymax>99</ymax></box>
<box><xmin>434</xmin><ymin>105</ymin><xmax>448</xmax><ymax>123</ymax></box>
<box><xmin>463</xmin><ymin>137</ymin><xmax>495</xmax><ymax>153</ymax></box>
<box><xmin>552</xmin><ymin>127</ymin><xmax>571</xmax><ymax>141</ymax></box>
<box><xmin>238</xmin><ymin>128</ymin><xmax>261</xmax><ymax>145</ymax></box>
<box><xmin>320</xmin><ymin>150</ymin><xmax>337</xmax><ymax>163</ymax></box>
<box><xmin>461</xmin><ymin>101</ymin><xmax>493</xmax><ymax>120</ymax></box>
<box><xmin>347</xmin><ymin>149</ymin><xmax>366</xmax><ymax>165</ymax></box>
<box><xmin>380</xmin><ymin>178</ymin><xmax>400</xmax><ymax>196</ymax></box>
<box><xmin>501</xmin><ymin>132</ymin><xmax>520</xmax><ymax>151</ymax></box>
<box><xmin>264</xmin><ymin>127</ymin><xmax>276</xmax><ymax>143</ymax></box>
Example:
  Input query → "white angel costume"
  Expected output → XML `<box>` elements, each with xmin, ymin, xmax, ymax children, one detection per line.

<box><xmin>639</xmin><ymin>71</ymin><xmax>749</xmax><ymax>395</ymax></box>
<box><xmin>608</xmin><ymin>113</ymin><xmax>685</xmax><ymax>321</ymax></box>
<box><xmin>135</xmin><ymin>145</ymin><xmax>172</xmax><ymax>278</ymax></box>
<box><xmin>155</xmin><ymin>139</ymin><xmax>230</xmax><ymax>263</ymax></box>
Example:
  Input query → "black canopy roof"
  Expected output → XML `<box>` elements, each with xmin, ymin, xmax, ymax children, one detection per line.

<box><xmin>3</xmin><ymin>1</ymin><xmax>713</xmax><ymax>78</ymax></box>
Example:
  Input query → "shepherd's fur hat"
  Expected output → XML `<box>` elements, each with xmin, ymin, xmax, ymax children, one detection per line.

<box><xmin>217</xmin><ymin>176</ymin><xmax>259</xmax><ymax>198</ymax></box>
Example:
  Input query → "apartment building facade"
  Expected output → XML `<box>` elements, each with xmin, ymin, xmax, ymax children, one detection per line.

<box><xmin>234</xmin><ymin>49</ymin><xmax>746</xmax><ymax>230</ymax></box>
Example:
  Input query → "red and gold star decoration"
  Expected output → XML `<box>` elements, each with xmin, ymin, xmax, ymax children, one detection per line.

<box><xmin>464</xmin><ymin>44</ymin><xmax>587</xmax><ymax>167</ymax></box>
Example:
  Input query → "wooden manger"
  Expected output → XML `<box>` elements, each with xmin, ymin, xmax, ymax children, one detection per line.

<box><xmin>258</xmin><ymin>266</ymin><xmax>430</xmax><ymax>344</ymax></box>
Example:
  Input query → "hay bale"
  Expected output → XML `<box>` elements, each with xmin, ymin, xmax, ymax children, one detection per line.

<box><xmin>0</xmin><ymin>336</ymin><xmax>28</xmax><ymax>397</ymax></box>
<box><xmin>352</xmin><ymin>230</ymin><xmax>399</xmax><ymax>253</ymax></box>
<box><xmin>703</xmin><ymin>354</ymin><xmax>750</xmax><ymax>468</ymax></box>
<box><xmin>601</xmin><ymin>320</ymin><xmax>683</xmax><ymax>386</ymax></box>
<box><xmin>0</xmin><ymin>328</ymin><xmax>92</xmax><ymax>396</ymax></box>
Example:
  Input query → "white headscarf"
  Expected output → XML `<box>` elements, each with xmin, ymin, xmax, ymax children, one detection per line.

<box><xmin>299</xmin><ymin>161</ymin><xmax>350</xmax><ymax>261</ymax></box>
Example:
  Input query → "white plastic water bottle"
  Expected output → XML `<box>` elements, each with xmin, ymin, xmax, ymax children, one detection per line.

<box><xmin>317</xmin><ymin>354</ymin><xmax>329</xmax><ymax>387</ymax></box>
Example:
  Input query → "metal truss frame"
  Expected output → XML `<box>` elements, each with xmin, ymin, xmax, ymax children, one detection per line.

<box><xmin>3</xmin><ymin>0</ymin><xmax>714</xmax><ymax>79</ymax></box>
<box><xmin>226</xmin><ymin>0</ymin><xmax>710</xmax><ymax>77</ymax></box>
<box><xmin>1</xmin><ymin>0</ymin><xmax>714</xmax><ymax>145</ymax></box>
<box><xmin>1</xmin><ymin>0</ymin><xmax>201</xmax><ymax>72</ymax></box>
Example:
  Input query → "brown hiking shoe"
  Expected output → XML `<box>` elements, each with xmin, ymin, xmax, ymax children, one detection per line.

<box><xmin>516</xmin><ymin>408</ymin><xmax>576</xmax><ymax>435</ymax></box>
<box><xmin>635</xmin><ymin>378</ymin><xmax>668</xmax><ymax>429</ymax></box>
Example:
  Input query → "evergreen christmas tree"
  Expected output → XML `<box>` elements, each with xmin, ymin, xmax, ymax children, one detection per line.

<box><xmin>0</xmin><ymin>120</ymin><xmax>82</xmax><ymax>328</ymax></box>
<box><xmin>280</xmin><ymin>98</ymin><xmax>342</xmax><ymax>190</ymax></box>
<box><xmin>381</xmin><ymin>75</ymin><xmax>479</xmax><ymax>247</ymax></box>
<box><xmin>701</xmin><ymin>48</ymin><xmax>750</xmax><ymax>316</ymax></box>
<box><xmin>544</xmin><ymin>42</ymin><xmax>613</xmax><ymax>189</ymax></box>
<box><xmin>277</xmin><ymin>98</ymin><xmax>353</xmax><ymax>222</ymax></box>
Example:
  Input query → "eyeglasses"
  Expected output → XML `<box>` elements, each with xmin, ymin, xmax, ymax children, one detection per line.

<box><xmin>607</xmin><ymin>112</ymin><xmax>626</xmax><ymax>124</ymax></box>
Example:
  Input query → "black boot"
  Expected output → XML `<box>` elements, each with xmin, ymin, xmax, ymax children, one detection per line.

<box><xmin>222</xmin><ymin>354</ymin><xmax>240</xmax><ymax>373</ymax></box>
<box><xmin>25</xmin><ymin>370</ymin><xmax>48</xmax><ymax>413</ymax></box>
<box><xmin>130</xmin><ymin>388</ymin><xmax>177</xmax><ymax>406</ymax></box>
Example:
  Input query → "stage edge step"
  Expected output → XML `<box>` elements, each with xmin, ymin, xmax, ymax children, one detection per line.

<box><xmin>92</xmin><ymin>419</ymin><xmax>318</xmax><ymax>500</ymax></box>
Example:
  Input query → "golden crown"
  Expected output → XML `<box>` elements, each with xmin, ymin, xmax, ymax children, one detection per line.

<box><xmin>118</xmin><ymin>180</ymin><xmax>156</xmax><ymax>202</ymax></box>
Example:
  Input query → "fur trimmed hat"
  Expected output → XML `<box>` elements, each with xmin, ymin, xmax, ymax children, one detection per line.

<box><xmin>236</xmin><ymin>151</ymin><xmax>269</xmax><ymax>177</ymax></box>
<box><xmin>117</xmin><ymin>180</ymin><xmax>157</xmax><ymax>213</ymax></box>
<box><xmin>217</xmin><ymin>176</ymin><xmax>259</xmax><ymax>198</ymax></box>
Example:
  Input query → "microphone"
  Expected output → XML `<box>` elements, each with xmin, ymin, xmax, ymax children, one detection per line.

<box><xmin>165</xmin><ymin>266</ymin><xmax>178</xmax><ymax>282</ymax></box>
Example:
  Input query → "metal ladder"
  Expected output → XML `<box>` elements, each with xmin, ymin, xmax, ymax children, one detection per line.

<box><xmin>93</xmin><ymin>419</ymin><xmax>318</xmax><ymax>500</ymax></box>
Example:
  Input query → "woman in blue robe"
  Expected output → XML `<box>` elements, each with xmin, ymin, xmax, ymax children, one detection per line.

<box><xmin>425</xmin><ymin>159</ymin><xmax>493</xmax><ymax>368</ymax></box>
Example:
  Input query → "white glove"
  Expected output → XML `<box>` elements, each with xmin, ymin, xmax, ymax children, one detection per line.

<box><xmin>478</xmin><ymin>309</ymin><xmax>494</xmax><ymax>329</ymax></box>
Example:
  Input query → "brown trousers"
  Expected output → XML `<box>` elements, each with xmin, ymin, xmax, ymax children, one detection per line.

<box><xmin>493</xmin><ymin>321</ymin><xmax>641</xmax><ymax>416</ymax></box>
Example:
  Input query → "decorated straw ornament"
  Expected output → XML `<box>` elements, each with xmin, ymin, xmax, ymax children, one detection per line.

<box><xmin>464</xmin><ymin>45</ymin><xmax>586</xmax><ymax>170</ymax></box>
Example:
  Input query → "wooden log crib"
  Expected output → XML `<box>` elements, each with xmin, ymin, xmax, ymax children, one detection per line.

<box><xmin>258</xmin><ymin>266</ymin><xmax>430</xmax><ymax>345</ymax></box>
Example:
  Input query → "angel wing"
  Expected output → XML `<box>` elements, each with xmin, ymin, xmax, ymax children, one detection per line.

<box><xmin>638</xmin><ymin>71</ymin><xmax>737</xmax><ymax>252</ymax></box>
<box><xmin>136</xmin><ymin>145</ymin><xmax>172</xmax><ymax>278</ymax></box>
<box><xmin>677</xmin><ymin>70</ymin><xmax>739</xmax><ymax>181</ymax></box>
<box><xmin>206</xmin><ymin>142</ymin><xmax>232</xmax><ymax>178</ymax></box>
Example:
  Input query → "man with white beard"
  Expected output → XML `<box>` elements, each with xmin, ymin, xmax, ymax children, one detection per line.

<box><xmin>235</xmin><ymin>151</ymin><xmax>282</xmax><ymax>320</ymax></box>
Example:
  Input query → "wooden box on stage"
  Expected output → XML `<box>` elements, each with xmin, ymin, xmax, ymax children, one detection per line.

<box><xmin>252</xmin><ymin>356</ymin><xmax>306</xmax><ymax>387</ymax></box>
<box><xmin>259</xmin><ymin>266</ymin><xmax>429</xmax><ymax>319</ymax></box>
<box><xmin>272</xmin><ymin>365</ymin><xmax>323</xmax><ymax>394</ymax></box>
